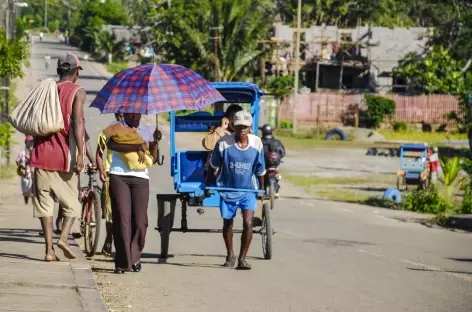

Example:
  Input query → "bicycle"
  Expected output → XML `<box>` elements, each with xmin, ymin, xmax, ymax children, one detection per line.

<box><xmin>80</xmin><ymin>164</ymin><xmax>102</xmax><ymax>257</ymax></box>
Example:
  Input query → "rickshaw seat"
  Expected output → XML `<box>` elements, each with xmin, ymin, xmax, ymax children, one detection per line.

<box><xmin>177</xmin><ymin>151</ymin><xmax>216</xmax><ymax>189</ymax></box>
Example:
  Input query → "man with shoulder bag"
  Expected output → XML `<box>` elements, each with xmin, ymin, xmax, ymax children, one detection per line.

<box><xmin>28</xmin><ymin>54</ymin><xmax>87</xmax><ymax>262</ymax></box>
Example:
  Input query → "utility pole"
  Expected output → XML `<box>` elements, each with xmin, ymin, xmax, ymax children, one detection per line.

<box><xmin>210</xmin><ymin>26</ymin><xmax>223</xmax><ymax>112</ymax></box>
<box><xmin>292</xmin><ymin>0</ymin><xmax>301</xmax><ymax>134</ymax></box>
<box><xmin>44</xmin><ymin>0</ymin><xmax>47</xmax><ymax>29</ymax></box>
<box><xmin>4</xmin><ymin>0</ymin><xmax>15</xmax><ymax>165</ymax></box>
<box><xmin>210</xmin><ymin>26</ymin><xmax>222</xmax><ymax>82</ymax></box>
<box><xmin>67</xmin><ymin>0</ymin><xmax>71</xmax><ymax>41</ymax></box>
<box><xmin>260</xmin><ymin>42</ymin><xmax>266</xmax><ymax>85</ymax></box>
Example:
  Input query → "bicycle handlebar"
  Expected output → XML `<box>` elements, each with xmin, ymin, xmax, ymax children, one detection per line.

<box><xmin>85</xmin><ymin>164</ymin><xmax>97</xmax><ymax>175</ymax></box>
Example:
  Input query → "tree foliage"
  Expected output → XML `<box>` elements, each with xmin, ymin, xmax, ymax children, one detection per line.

<box><xmin>266</xmin><ymin>75</ymin><xmax>294</xmax><ymax>99</ymax></box>
<box><xmin>0</xmin><ymin>30</ymin><xmax>29</xmax><ymax>79</ymax></box>
<box><xmin>394</xmin><ymin>46</ymin><xmax>468</xmax><ymax>95</ymax></box>
<box><xmin>72</xmin><ymin>0</ymin><xmax>128</xmax><ymax>53</ymax></box>
<box><xmin>152</xmin><ymin>0</ymin><xmax>274</xmax><ymax>81</ymax></box>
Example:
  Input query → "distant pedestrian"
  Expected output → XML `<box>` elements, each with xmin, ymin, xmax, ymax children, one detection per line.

<box><xmin>16</xmin><ymin>150</ymin><xmax>33</xmax><ymax>204</ymax></box>
<box><xmin>45</xmin><ymin>55</ymin><xmax>51</xmax><ymax>69</ymax></box>
<box><xmin>429</xmin><ymin>147</ymin><xmax>439</xmax><ymax>184</ymax></box>
<box><xmin>30</xmin><ymin>53</ymin><xmax>86</xmax><ymax>262</ymax></box>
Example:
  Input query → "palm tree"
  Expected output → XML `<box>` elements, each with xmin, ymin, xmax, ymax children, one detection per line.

<box><xmin>155</xmin><ymin>0</ymin><xmax>274</xmax><ymax>82</ymax></box>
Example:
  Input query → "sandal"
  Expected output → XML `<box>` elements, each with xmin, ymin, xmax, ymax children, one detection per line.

<box><xmin>223</xmin><ymin>255</ymin><xmax>236</xmax><ymax>267</ymax></box>
<box><xmin>236</xmin><ymin>259</ymin><xmax>252</xmax><ymax>270</ymax></box>
<box><xmin>101</xmin><ymin>243</ymin><xmax>112</xmax><ymax>257</ymax></box>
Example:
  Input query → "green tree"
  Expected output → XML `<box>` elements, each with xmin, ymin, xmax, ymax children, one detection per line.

<box><xmin>393</xmin><ymin>46</ymin><xmax>467</xmax><ymax>95</ymax></box>
<box><xmin>266</xmin><ymin>75</ymin><xmax>294</xmax><ymax>128</ymax></box>
<box><xmin>275</xmin><ymin>0</ymin><xmax>415</xmax><ymax>28</ymax></box>
<box><xmin>0</xmin><ymin>30</ymin><xmax>29</xmax><ymax>79</ymax></box>
<box><xmin>73</xmin><ymin>0</ymin><xmax>128</xmax><ymax>53</ymax></box>
<box><xmin>153</xmin><ymin>0</ymin><xmax>273</xmax><ymax>82</ymax></box>
<box><xmin>48</xmin><ymin>20</ymin><xmax>60</xmax><ymax>33</ymax></box>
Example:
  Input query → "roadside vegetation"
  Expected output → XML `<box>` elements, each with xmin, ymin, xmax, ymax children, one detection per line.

<box><xmin>284</xmin><ymin>156</ymin><xmax>472</xmax><ymax>225</ymax></box>
<box><xmin>106</xmin><ymin>62</ymin><xmax>129</xmax><ymax>75</ymax></box>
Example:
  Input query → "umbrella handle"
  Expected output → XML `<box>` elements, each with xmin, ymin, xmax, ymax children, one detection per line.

<box><xmin>157</xmin><ymin>152</ymin><xmax>164</xmax><ymax>165</ymax></box>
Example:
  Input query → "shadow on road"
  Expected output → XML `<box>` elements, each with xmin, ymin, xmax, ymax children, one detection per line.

<box><xmin>91</xmin><ymin>267</ymin><xmax>116</xmax><ymax>274</ymax></box>
<box><xmin>408</xmin><ymin>267</ymin><xmax>472</xmax><ymax>275</ymax></box>
<box><xmin>346</xmin><ymin>186</ymin><xmax>387</xmax><ymax>192</ymax></box>
<box><xmin>0</xmin><ymin>228</ymin><xmax>45</xmax><ymax>245</ymax></box>
<box><xmin>0</xmin><ymin>252</ymin><xmax>43</xmax><ymax>262</ymax></box>
<box><xmin>448</xmin><ymin>258</ymin><xmax>472</xmax><ymax>262</ymax></box>
<box><xmin>42</xmin><ymin>73</ymin><xmax>110</xmax><ymax>81</ymax></box>
<box><xmin>86</xmin><ymin>90</ymin><xmax>102</xmax><ymax>96</ymax></box>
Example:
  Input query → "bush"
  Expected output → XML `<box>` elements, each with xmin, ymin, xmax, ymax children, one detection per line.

<box><xmin>393</xmin><ymin>121</ymin><xmax>408</xmax><ymax>132</ymax></box>
<box><xmin>461</xmin><ymin>158</ymin><xmax>472</xmax><ymax>174</ymax></box>
<box><xmin>48</xmin><ymin>20</ymin><xmax>60</xmax><ymax>33</ymax></box>
<box><xmin>461</xmin><ymin>180</ymin><xmax>472</xmax><ymax>213</ymax></box>
<box><xmin>15</xmin><ymin>17</ymin><xmax>25</xmax><ymax>40</ymax></box>
<box><xmin>402</xmin><ymin>186</ymin><xmax>451</xmax><ymax>214</ymax></box>
<box><xmin>363</xmin><ymin>94</ymin><xmax>396</xmax><ymax>129</ymax></box>
<box><xmin>0</xmin><ymin>123</ymin><xmax>15</xmax><ymax>149</ymax></box>
<box><xmin>279</xmin><ymin>120</ymin><xmax>293</xmax><ymax>129</ymax></box>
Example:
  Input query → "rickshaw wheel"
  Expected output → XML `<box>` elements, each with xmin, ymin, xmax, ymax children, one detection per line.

<box><xmin>261</xmin><ymin>203</ymin><xmax>273</xmax><ymax>260</ymax></box>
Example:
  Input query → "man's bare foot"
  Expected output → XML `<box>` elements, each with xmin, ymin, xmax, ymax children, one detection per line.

<box><xmin>57</xmin><ymin>240</ymin><xmax>76</xmax><ymax>259</ymax></box>
<box><xmin>44</xmin><ymin>251</ymin><xmax>60</xmax><ymax>262</ymax></box>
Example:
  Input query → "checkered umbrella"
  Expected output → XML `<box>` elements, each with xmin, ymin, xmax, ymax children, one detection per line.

<box><xmin>89</xmin><ymin>64</ymin><xmax>225</xmax><ymax>114</ymax></box>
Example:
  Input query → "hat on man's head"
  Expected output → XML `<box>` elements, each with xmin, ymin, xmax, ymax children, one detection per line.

<box><xmin>233</xmin><ymin>110</ymin><xmax>252</xmax><ymax>127</ymax></box>
<box><xmin>57</xmin><ymin>53</ymin><xmax>83</xmax><ymax>71</ymax></box>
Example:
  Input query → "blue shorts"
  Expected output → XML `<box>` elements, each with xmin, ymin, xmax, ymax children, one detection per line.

<box><xmin>220</xmin><ymin>195</ymin><xmax>257</xmax><ymax>220</ymax></box>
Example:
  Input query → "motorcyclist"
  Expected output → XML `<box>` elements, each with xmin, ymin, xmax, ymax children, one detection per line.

<box><xmin>260</xmin><ymin>124</ymin><xmax>285</xmax><ymax>197</ymax></box>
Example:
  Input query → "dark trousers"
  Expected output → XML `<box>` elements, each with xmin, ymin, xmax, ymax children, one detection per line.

<box><xmin>109</xmin><ymin>174</ymin><xmax>150</xmax><ymax>270</ymax></box>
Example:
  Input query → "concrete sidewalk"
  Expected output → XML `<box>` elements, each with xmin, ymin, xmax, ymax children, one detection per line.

<box><xmin>0</xmin><ymin>182</ymin><xmax>108</xmax><ymax>312</ymax></box>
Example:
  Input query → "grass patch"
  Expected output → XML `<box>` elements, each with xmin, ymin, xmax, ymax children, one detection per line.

<box><xmin>378</xmin><ymin>130</ymin><xmax>467</xmax><ymax>145</ymax></box>
<box><xmin>0</xmin><ymin>165</ymin><xmax>17</xmax><ymax>180</ymax></box>
<box><xmin>316</xmin><ymin>188</ymin><xmax>370</xmax><ymax>203</ymax></box>
<box><xmin>105</xmin><ymin>62</ymin><xmax>129</xmax><ymax>75</ymax></box>
<box><xmin>284</xmin><ymin>174</ymin><xmax>372</xmax><ymax>187</ymax></box>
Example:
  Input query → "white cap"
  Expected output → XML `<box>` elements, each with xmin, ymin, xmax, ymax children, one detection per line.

<box><xmin>233</xmin><ymin>110</ymin><xmax>252</xmax><ymax>127</ymax></box>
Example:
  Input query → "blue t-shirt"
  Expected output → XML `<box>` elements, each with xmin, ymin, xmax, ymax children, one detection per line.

<box><xmin>210</xmin><ymin>133</ymin><xmax>266</xmax><ymax>202</ymax></box>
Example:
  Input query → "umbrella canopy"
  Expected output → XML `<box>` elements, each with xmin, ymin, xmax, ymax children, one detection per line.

<box><xmin>89</xmin><ymin>64</ymin><xmax>226</xmax><ymax>114</ymax></box>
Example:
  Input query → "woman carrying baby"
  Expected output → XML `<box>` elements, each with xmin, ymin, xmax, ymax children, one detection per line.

<box><xmin>100</xmin><ymin>113</ymin><xmax>162</xmax><ymax>274</ymax></box>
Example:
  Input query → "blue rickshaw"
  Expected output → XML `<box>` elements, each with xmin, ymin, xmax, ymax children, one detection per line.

<box><xmin>396</xmin><ymin>143</ymin><xmax>430</xmax><ymax>191</ymax></box>
<box><xmin>156</xmin><ymin>82</ymin><xmax>275</xmax><ymax>260</ymax></box>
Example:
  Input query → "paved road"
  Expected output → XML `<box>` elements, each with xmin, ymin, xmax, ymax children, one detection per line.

<box><xmin>31</xmin><ymin>38</ymin><xmax>472</xmax><ymax>312</ymax></box>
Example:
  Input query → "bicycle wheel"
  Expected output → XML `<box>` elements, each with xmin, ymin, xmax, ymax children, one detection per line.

<box><xmin>84</xmin><ymin>189</ymin><xmax>102</xmax><ymax>257</ymax></box>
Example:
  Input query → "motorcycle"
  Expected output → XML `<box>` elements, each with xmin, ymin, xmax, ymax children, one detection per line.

<box><xmin>264</xmin><ymin>152</ymin><xmax>282</xmax><ymax>207</ymax></box>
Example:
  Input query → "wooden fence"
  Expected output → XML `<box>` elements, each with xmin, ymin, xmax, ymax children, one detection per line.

<box><xmin>278</xmin><ymin>93</ymin><xmax>461</xmax><ymax>125</ymax></box>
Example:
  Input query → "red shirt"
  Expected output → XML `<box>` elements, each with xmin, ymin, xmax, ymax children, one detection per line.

<box><xmin>30</xmin><ymin>81</ymin><xmax>85</xmax><ymax>172</ymax></box>
<box><xmin>429</xmin><ymin>153</ymin><xmax>439</xmax><ymax>172</ymax></box>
